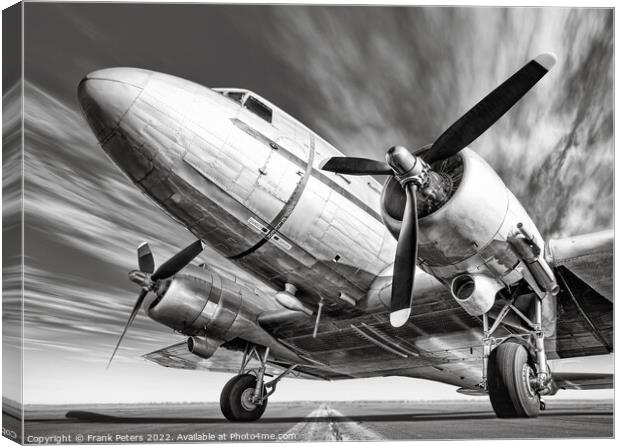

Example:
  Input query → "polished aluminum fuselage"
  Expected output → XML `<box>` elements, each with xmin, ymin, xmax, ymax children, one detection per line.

<box><xmin>88</xmin><ymin>69</ymin><xmax>397</xmax><ymax>309</ymax></box>
<box><xmin>78</xmin><ymin>68</ymin><xmax>555</xmax><ymax>388</ymax></box>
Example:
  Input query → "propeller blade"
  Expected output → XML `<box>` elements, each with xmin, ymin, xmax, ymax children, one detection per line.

<box><xmin>151</xmin><ymin>239</ymin><xmax>205</xmax><ymax>281</ymax></box>
<box><xmin>424</xmin><ymin>53</ymin><xmax>556</xmax><ymax>164</ymax></box>
<box><xmin>319</xmin><ymin>157</ymin><xmax>393</xmax><ymax>176</ymax></box>
<box><xmin>107</xmin><ymin>288</ymin><xmax>148</xmax><ymax>368</ymax></box>
<box><xmin>390</xmin><ymin>182</ymin><xmax>419</xmax><ymax>327</ymax></box>
<box><xmin>137</xmin><ymin>242</ymin><xmax>154</xmax><ymax>274</ymax></box>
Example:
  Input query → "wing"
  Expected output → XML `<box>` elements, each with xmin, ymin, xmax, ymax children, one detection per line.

<box><xmin>548</xmin><ymin>230</ymin><xmax>613</xmax><ymax>358</ymax></box>
<box><xmin>143</xmin><ymin>231</ymin><xmax>613</xmax><ymax>388</ymax></box>
<box><xmin>552</xmin><ymin>372</ymin><xmax>614</xmax><ymax>390</ymax></box>
<box><xmin>142</xmin><ymin>341</ymin><xmax>328</xmax><ymax>380</ymax></box>
<box><xmin>548</xmin><ymin>229</ymin><xmax>613</xmax><ymax>301</ymax></box>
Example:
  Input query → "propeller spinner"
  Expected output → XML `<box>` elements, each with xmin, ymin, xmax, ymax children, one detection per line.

<box><xmin>320</xmin><ymin>53</ymin><xmax>556</xmax><ymax>327</ymax></box>
<box><xmin>107</xmin><ymin>239</ymin><xmax>205</xmax><ymax>368</ymax></box>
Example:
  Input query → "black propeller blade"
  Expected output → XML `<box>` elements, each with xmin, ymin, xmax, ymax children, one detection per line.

<box><xmin>423</xmin><ymin>53</ymin><xmax>556</xmax><ymax>164</ymax></box>
<box><xmin>320</xmin><ymin>53</ymin><xmax>556</xmax><ymax>175</ymax></box>
<box><xmin>151</xmin><ymin>239</ymin><xmax>205</xmax><ymax>281</ymax></box>
<box><xmin>107</xmin><ymin>288</ymin><xmax>148</xmax><ymax>369</ymax></box>
<box><xmin>107</xmin><ymin>239</ymin><xmax>205</xmax><ymax>367</ymax></box>
<box><xmin>319</xmin><ymin>156</ymin><xmax>392</xmax><ymax>176</ymax></box>
<box><xmin>137</xmin><ymin>242</ymin><xmax>154</xmax><ymax>274</ymax></box>
<box><xmin>390</xmin><ymin>182</ymin><xmax>418</xmax><ymax>327</ymax></box>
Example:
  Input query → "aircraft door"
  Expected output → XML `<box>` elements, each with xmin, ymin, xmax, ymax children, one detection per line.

<box><xmin>256</xmin><ymin>137</ymin><xmax>309</xmax><ymax>207</ymax></box>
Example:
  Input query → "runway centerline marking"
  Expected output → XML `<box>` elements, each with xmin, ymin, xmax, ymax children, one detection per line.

<box><xmin>284</xmin><ymin>403</ymin><xmax>384</xmax><ymax>441</ymax></box>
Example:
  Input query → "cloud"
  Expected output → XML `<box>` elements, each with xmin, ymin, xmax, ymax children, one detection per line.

<box><xmin>254</xmin><ymin>7</ymin><xmax>613</xmax><ymax>238</ymax></box>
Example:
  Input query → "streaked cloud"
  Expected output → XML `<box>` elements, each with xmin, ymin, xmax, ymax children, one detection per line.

<box><xmin>257</xmin><ymin>7</ymin><xmax>613</xmax><ymax>239</ymax></box>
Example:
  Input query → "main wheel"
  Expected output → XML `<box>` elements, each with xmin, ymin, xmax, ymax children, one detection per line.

<box><xmin>220</xmin><ymin>374</ymin><xmax>268</xmax><ymax>422</ymax></box>
<box><xmin>487</xmin><ymin>342</ymin><xmax>540</xmax><ymax>418</ymax></box>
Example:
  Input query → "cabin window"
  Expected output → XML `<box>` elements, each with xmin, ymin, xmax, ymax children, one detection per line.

<box><xmin>244</xmin><ymin>96</ymin><xmax>273</xmax><ymax>123</ymax></box>
<box><xmin>224</xmin><ymin>91</ymin><xmax>244</xmax><ymax>104</ymax></box>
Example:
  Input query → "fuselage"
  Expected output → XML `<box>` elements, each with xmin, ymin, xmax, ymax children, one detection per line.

<box><xmin>78</xmin><ymin>68</ymin><xmax>397</xmax><ymax>313</ymax></box>
<box><xmin>78</xmin><ymin>68</ymin><xmax>555</xmax><ymax>387</ymax></box>
<box><xmin>78</xmin><ymin>67</ymin><xmax>544</xmax><ymax>308</ymax></box>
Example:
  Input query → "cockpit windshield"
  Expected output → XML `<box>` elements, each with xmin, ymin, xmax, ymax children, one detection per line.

<box><xmin>224</xmin><ymin>91</ymin><xmax>244</xmax><ymax>104</ymax></box>
<box><xmin>214</xmin><ymin>89</ymin><xmax>273</xmax><ymax>123</ymax></box>
<box><xmin>215</xmin><ymin>89</ymin><xmax>246</xmax><ymax>104</ymax></box>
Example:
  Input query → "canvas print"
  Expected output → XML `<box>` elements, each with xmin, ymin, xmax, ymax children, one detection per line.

<box><xmin>2</xmin><ymin>1</ymin><xmax>614</xmax><ymax>443</ymax></box>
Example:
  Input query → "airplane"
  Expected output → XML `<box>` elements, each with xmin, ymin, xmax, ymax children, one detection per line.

<box><xmin>77</xmin><ymin>52</ymin><xmax>613</xmax><ymax>421</ymax></box>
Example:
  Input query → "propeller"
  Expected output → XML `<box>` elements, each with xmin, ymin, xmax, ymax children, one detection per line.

<box><xmin>151</xmin><ymin>239</ymin><xmax>205</xmax><ymax>281</ymax></box>
<box><xmin>389</xmin><ymin>181</ymin><xmax>418</xmax><ymax>327</ymax></box>
<box><xmin>320</xmin><ymin>53</ymin><xmax>556</xmax><ymax>176</ymax></box>
<box><xmin>319</xmin><ymin>157</ymin><xmax>392</xmax><ymax>176</ymax></box>
<box><xmin>319</xmin><ymin>53</ymin><xmax>556</xmax><ymax>327</ymax></box>
<box><xmin>423</xmin><ymin>53</ymin><xmax>556</xmax><ymax>164</ymax></box>
<box><xmin>107</xmin><ymin>288</ymin><xmax>148</xmax><ymax>369</ymax></box>
<box><xmin>137</xmin><ymin>241</ymin><xmax>154</xmax><ymax>274</ymax></box>
<box><xmin>106</xmin><ymin>239</ymin><xmax>205</xmax><ymax>368</ymax></box>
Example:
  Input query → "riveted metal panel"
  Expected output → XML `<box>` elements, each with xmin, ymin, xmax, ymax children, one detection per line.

<box><xmin>102</xmin><ymin>131</ymin><xmax>153</xmax><ymax>182</ymax></box>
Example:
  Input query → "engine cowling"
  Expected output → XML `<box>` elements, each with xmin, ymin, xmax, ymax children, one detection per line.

<box><xmin>380</xmin><ymin>148</ymin><xmax>543</xmax><ymax>290</ymax></box>
<box><xmin>143</xmin><ymin>265</ymin><xmax>242</xmax><ymax>338</ymax></box>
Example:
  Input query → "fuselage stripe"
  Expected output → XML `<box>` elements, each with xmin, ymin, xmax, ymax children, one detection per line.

<box><xmin>228</xmin><ymin>127</ymin><xmax>316</xmax><ymax>260</ymax></box>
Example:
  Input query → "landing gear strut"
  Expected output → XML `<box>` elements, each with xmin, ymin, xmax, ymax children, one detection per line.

<box><xmin>481</xmin><ymin>296</ymin><xmax>552</xmax><ymax>418</ymax></box>
<box><xmin>220</xmin><ymin>345</ymin><xmax>298</xmax><ymax>422</ymax></box>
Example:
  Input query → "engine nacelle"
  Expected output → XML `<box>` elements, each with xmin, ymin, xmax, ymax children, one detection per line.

<box><xmin>144</xmin><ymin>265</ymin><xmax>242</xmax><ymax>338</ymax></box>
<box><xmin>187</xmin><ymin>336</ymin><xmax>220</xmax><ymax>359</ymax></box>
<box><xmin>142</xmin><ymin>265</ymin><xmax>305</xmax><ymax>365</ymax></box>
<box><xmin>381</xmin><ymin>148</ymin><xmax>545</xmax><ymax>298</ymax></box>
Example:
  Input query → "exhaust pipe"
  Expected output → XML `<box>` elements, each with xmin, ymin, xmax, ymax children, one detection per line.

<box><xmin>451</xmin><ymin>274</ymin><xmax>503</xmax><ymax>316</ymax></box>
<box><xmin>187</xmin><ymin>336</ymin><xmax>220</xmax><ymax>359</ymax></box>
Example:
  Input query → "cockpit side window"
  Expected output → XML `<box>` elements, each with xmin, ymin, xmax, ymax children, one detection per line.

<box><xmin>244</xmin><ymin>96</ymin><xmax>273</xmax><ymax>123</ymax></box>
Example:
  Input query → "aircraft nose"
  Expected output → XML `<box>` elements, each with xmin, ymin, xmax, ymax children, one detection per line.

<box><xmin>77</xmin><ymin>68</ymin><xmax>150</xmax><ymax>141</ymax></box>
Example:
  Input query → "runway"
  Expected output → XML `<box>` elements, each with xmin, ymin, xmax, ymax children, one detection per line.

<box><xmin>21</xmin><ymin>399</ymin><xmax>612</xmax><ymax>442</ymax></box>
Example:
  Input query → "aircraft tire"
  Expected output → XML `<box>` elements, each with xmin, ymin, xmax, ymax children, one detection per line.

<box><xmin>487</xmin><ymin>342</ymin><xmax>540</xmax><ymax>418</ymax></box>
<box><xmin>220</xmin><ymin>374</ymin><xmax>268</xmax><ymax>422</ymax></box>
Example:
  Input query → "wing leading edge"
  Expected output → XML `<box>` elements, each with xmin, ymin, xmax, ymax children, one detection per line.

<box><xmin>552</xmin><ymin>372</ymin><xmax>613</xmax><ymax>391</ymax></box>
<box><xmin>142</xmin><ymin>342</ymin><xmax>330</xmax><ymax>380</ymax></box>
<box><xmin>548</xmin><ymin>229</ymin><xmax>613</xmax><ymax>301</ymax></box>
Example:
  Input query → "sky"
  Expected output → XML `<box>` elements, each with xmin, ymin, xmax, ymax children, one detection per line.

<box><xmin>2</xmin><ymin>3</ymin><xmax>614</xmax><ymax>404</ymax></box>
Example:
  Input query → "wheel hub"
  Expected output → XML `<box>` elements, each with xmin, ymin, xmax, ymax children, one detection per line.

<box><xmin>522</xmin><ymin>363</ymin><xmax>537</xmax><ymax>398</ymax></box>
<box><xmin>240</xmin><ymin>388</ymin><xmax>258</xmax><ymax>411</ymax></box>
